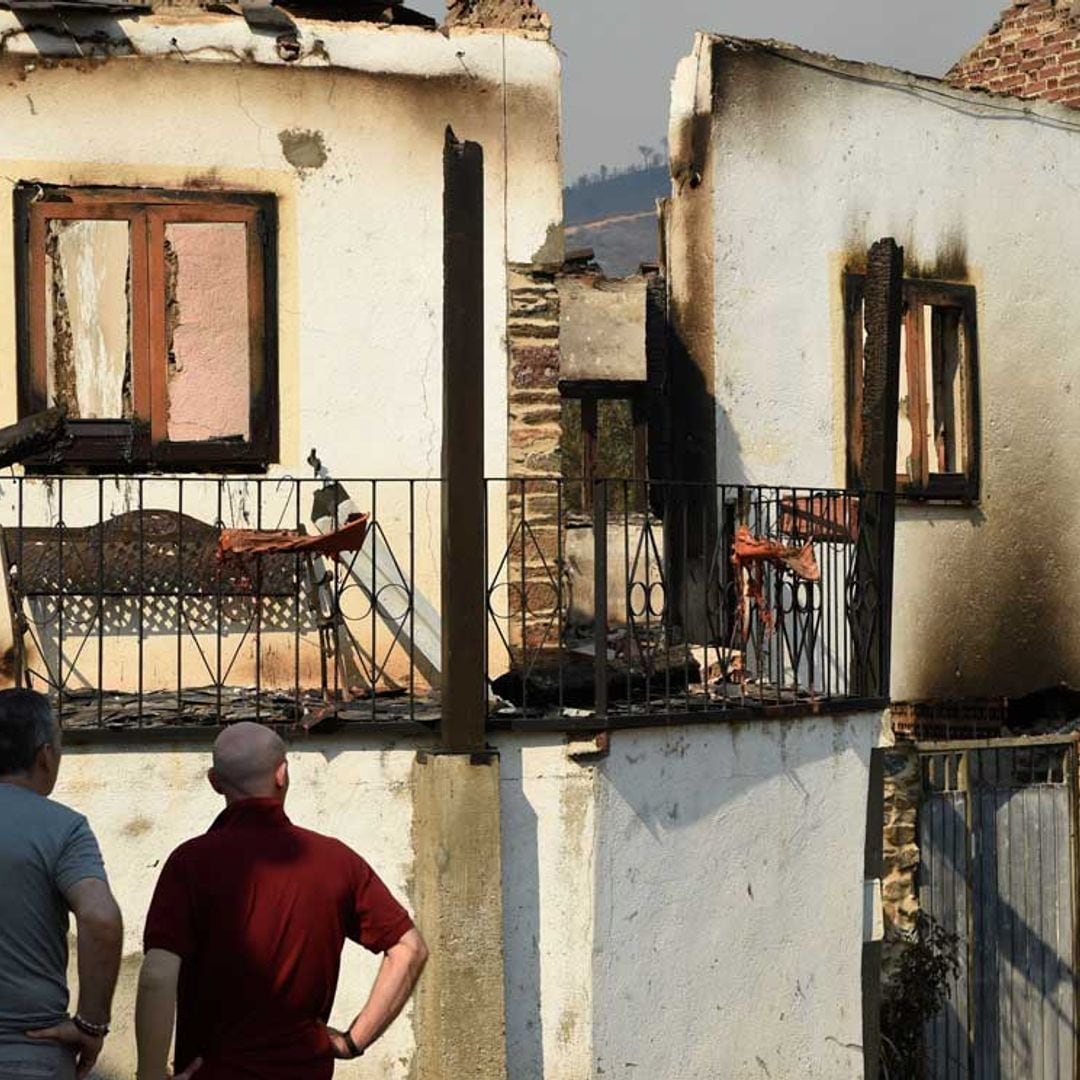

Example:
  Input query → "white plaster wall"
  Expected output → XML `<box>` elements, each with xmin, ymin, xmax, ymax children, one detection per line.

<box><xmin>591</xmin><ymin>715</ymin><xmax>881</xmax><ymax>1079</ymax></box>
<box><xmin>50</xmin><ymin>714</ymin><xmax>879</xmax><ymax>1080</ymax></box>
<box><xmin>677</xmin><ymin>35</ymin><xmax>1080</xmax><ymax>700</ymax></box>
<box><xmin>54</xmin><ymin>737</ymin><xmax>425</xmax><ymax>1080</ymax></box>
<box><xmin>497</xmin><ymin>735</ymin><xmax>595</xmax><ymax>1080</ymax></box>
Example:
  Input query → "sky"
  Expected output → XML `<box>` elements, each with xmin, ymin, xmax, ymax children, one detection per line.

<box><xmin>409</xmin><ymin>0</ymin><xmax>1007</xmax><ymax>181</ymax></box>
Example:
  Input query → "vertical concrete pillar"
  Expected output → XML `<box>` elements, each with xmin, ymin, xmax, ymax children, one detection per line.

<box><xmin>412</xmin><ymin>750</ymin><xmax>508</xmax><ymax>1080</ymax></box>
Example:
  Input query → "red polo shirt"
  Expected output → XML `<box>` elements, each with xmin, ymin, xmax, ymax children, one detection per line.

<box><xmin>144</xmin><ymin>798</ymin><xmax>413</xmax><ymax>1080</ymax></box>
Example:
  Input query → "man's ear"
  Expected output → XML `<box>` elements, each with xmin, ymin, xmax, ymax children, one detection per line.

<box><xmin>208</xmin><ymin>767</ymin><xmax>223</xmax><ymax>794</ymax></box>
<box><xmin>275</xmin><ymin>759</ymin><xmax>289</xmax><ymax>791</ymax></box>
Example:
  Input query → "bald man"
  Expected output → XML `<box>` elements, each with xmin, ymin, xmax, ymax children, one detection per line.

<box><xmin>135</xmin><ymin>723</ymin><xmax>426</xmax><ymax>1080</ymax></box>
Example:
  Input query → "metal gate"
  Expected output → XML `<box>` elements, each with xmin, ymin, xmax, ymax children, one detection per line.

<box><xmin>919</xmin><ymin>737</ymin><xmax>1079</xmax><ymax>1079</ymax></box>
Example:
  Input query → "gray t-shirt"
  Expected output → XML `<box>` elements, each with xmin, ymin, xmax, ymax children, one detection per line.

<box><xmin>0</xmin><ymin>783</ymin><xmax>107</xmax><ymax>1042</ymax></box>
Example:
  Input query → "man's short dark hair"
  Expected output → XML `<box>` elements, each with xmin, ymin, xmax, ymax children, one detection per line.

<box><xmin>0</xmin><ymin>689</ymin><xmax>56</xmax><ymax>776</ymax></box>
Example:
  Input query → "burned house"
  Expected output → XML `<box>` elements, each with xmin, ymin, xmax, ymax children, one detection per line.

<box><xmin>0</xmin><ymin>3</ymin><xmax>896</xmax><ymax>1078</ymax></box>
<box><xmin>662</xmin><ymin>30</ymin><xmax>1080</xmax><ymax>1076</ymax></box>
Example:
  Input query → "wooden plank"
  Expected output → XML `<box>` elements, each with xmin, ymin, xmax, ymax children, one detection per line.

<box><xmin>917</xmin><ymin>734</ymin><xmax>1080</xmax><ymax>754</ymax></box>
<box><xmin>997</xmin><ymin>787</ymin><xmax>1015</xmax><ymax>1079</ymax></box>
<box><xmin>979</xmin><ymin>790</ymin><xmax>1001</xmax><ymax>1080</ymax></box>
<box><xmin>1037</xmin><ymin>786</ymin><xmax>1056</xmax><ymax>1079</ymax></box>
<box><xmin>27</xmin><ymin>205</ymin><xmax>49</xmax><ymax>416</ymax></box>
<box><xmin>1026</xmin><ymin>788</ymin><xmax>1044</xmax><ymax>1079</ymax></box>
<box><xmin>130</xmin><ymin>213</ymin><xmax>152</xmax><ymax>444</ymax></box>
<box><xmin>145</xmin><ymin>209</ymin><xmax>169</xmax><ymax>449</ymax></box>
<box><xmin>905</xmin><ymin>301</ymin><xmax>930</xmax><ymax>491</ymax></box>
<box><xmin>1054</xmin><ymin>770</ymin><xmax>1075</xmax><ymax>1075</ymax></box>
<box><xmin>953</xmin><ymin>791</ymin><xmax>971</xmax><ymax>1080</ymax></box>
<box><xmin>440</xmin><ymin>128</ymin><xmax>487</xmax><ymax>753</ymax></box>
<box><xmin>943</xmin><ymin>791</ymin><xmax>967</xmax><ymax>1078</ymax></box>
<box><xmin>971</xmin><ymin>777</ymin><xmax>991</xmax><ymax>1080</ymax></box>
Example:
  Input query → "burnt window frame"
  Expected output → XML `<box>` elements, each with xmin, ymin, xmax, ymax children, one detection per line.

<box><xmin>845</xmin><ymin>273</ymin><xmax>981</xmax><ymax>503</ymax></box>
<box><xmin>14</xmin><ymin>184</ymin><xmax>279</xmax><ymax>473</ymax></box>
<box><xmin>559</xmin><ymin>379</ymin><xmax>649</xmax><ymax>514</ymax></box>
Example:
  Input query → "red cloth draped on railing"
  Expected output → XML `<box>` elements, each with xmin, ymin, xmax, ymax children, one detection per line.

<box><xmin>732</xmin><ymin>525</ymin><xmax>820</xmax><ymax>635</ymax></box>
<box><xmin>217</xmin><ymin>513</ymin><xmax>370</xmax><ymax>562</ymax></box>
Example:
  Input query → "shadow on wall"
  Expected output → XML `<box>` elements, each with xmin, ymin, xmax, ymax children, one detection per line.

<box><xmin>894</xmin><ymin>445</ymin><xmax>1080</xmax><ymax>700</ymax></box>
<box><xmin>596</xmin><ymin>714</ymin><xmax>876</xmax><ymax>841</ymax></box>
<box><xmin>498</xmin><ymin>743</ymin><xmax>545</xmax><ymax>1079</ymax></box>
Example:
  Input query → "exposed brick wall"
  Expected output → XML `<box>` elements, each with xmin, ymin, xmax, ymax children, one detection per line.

<box><xmin>947</xmin><ymin>1</ymin><xmax>1080</xmax><ymax>108</ymax></box>
<box><xmin>505</xmin><ymin>266</ymin><xmax>561</xmax><ymax>654</ymax></box>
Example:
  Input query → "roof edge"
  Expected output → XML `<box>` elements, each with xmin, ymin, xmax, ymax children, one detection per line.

<box><xmin>698</xmin><ymin>30</ymin><xmax>1080</xmax><ymax>127</ymax></box>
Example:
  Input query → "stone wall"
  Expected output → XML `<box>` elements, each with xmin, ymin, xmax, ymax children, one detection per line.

<box><xmin>881</xmin><ymin>745</ymin><xmax>921</xmax><ymax>988</ymax></box>
<box><xmin>948</xmin><ymin>0</ymin><xmax>1080</xmax><ymax>108</ymax></box>
<box><xmin>505</xmin><ymin>266</ymin><xmax>562</xmax><ymax>653</ymax></box>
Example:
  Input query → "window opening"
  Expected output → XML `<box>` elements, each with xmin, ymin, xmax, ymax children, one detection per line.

<box><xmin>560</xmin><ymin>382</ymin><xmax>647</xmax><ymax>513</ymax></box>
<box><xmin>16</xmin><ymin>186</ymin><xmax>277</xmax><ymax>471</ymax></box>
<box><xmin>845</xmin><ymin>274</ymin><xmax>979</xmax><ymax>501</ymax></box>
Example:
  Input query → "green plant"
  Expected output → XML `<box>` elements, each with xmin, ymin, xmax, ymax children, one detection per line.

<box><xmin>880</xmin><ymin>911</ymin><xmax>962</xmax><ymax>1079</ymax></box>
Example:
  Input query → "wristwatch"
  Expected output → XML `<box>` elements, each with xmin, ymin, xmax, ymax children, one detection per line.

<box><xmin>72</xmin><ymin>1015</ymin><xmax>110</xmax><ymax>1038</ymax></box>
<box><xmin>343</xmin><ymin>1031</ymin><xmax>365</xmax><ymax>1059</ymax></box>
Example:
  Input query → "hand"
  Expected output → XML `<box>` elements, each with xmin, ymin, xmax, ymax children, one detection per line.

<box><xmin>26</xmin><ymin>1020</ymin><xmax>102</xmax><ymax>1080</ymax></box>
<box><xmin>325</xmin><ymin>1027</ymin><xmax>357</xmax><ymax>1061</ymax></box>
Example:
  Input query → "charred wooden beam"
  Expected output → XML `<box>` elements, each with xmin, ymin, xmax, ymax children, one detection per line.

<box><xmin>441</xmin><ymin>127</ymin><xmax>487</xmax><ymax>753</ymax></box>
<box><xmin>0</xmin><ymin>407</ymin><xmax>67</xmax><ymax>469</ymax></box>
<box><xmin>853</xmin><ymin>239</ymin><xmax>902</xmax><ymax>1080</ymax></box>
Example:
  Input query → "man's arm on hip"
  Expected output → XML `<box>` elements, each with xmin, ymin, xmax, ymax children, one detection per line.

<box><xmin>28</xmin><ymin>877</ymin><xmax>123</xmax><ymax>1080</ymax></box>
<box><xmin>327</xmin><ymin>928</ymin><xmax>428</xmax><ymax>1060</ymax></box>
<box><xmin>68</xmin><ymin>877</ymin><xmax>123</xmax><ymax>1026</ymax></box>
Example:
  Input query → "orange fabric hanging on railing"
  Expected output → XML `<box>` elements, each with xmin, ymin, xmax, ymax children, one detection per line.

<box><xmin>732</xmin><ymin>526</ymin><xmax>820</xmax><ymax>636</ymax></box>
<box><xmin>217</xmin><ymin>513</ymin><xmax>370</xmax><ymax>562</ymax></box>
<box><xmin>731</xmin><ymin>526</ymin><xmax>820</xmax><ymax>582</ymax></box>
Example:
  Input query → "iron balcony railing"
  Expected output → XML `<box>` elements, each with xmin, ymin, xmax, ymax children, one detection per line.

<box><xmin>488</xmin><ymin>478</ymin><xmax>893</xmax><ymax>723</ymax></box>
<box><xmin>0</xmin><ymin>474</ymin><xmax>892</xmax><ymax>732</ymax></box>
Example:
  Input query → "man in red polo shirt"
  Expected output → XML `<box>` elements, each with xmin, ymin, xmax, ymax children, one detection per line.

<box><xmin>134</xmin><ymin>722</ymin><xmax>427</xmax><ymax>1080</ymax></box>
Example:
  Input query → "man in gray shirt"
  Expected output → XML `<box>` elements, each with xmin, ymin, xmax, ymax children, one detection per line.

<box><xmin>0</xmin><ymin>689</ymin><xmax>123</xmax><ymax>1080</ymax></box>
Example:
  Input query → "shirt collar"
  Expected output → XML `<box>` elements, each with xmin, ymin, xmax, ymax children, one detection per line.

<box><xmin>210</xmin><ymin>797</ymin><xmax>290</xmax><ymax>832</ymax></box>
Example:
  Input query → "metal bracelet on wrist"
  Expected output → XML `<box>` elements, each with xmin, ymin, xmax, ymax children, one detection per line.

<box><xmin>72</xmin><ymin>1014</ymin><xmax>110</xmax><ymax>1038</ymax></box>
<box><xmin>343</xmin><ymin>1031</ymin><xmax>364</xmax><ymax>1059</ymax></box>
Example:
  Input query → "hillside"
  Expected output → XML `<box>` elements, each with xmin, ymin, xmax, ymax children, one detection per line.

<box><xmin>563</xmin><ymin>165</ymin><xmax>668</xmax><ymax>276</ymax></box>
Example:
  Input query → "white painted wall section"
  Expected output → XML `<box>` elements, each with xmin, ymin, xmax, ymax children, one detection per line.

<box><xmin>592</xmin><ymin>716</ymin><xmax>880</xmax><ymax>1079</ymax></box>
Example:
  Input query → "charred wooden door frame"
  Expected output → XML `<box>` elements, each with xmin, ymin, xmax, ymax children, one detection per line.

<box><xmin>13</xmin><ymin>184</ymin><xmax>278</xmax><ymax>472</ymax></box>
<box><xmin>441</xmin><ymin>128</ymin><xmax>487</xmax><ymax>753</ymax></box>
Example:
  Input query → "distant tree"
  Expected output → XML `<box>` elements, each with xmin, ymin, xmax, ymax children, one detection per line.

<box><xmin>637</xmin><ymin>144</ymin><xmax>654</xmax><ymax>168</ymax></box>
<box><xmin>599</xmin><ymin>164</ymin><xmax>608</xmax><ymax>180</ymax></box>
